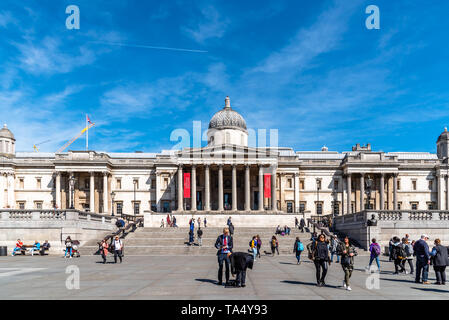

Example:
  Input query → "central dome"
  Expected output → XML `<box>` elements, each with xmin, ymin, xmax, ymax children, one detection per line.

<box><xmin>208</xmin><ymin>96</ymin><xmax>247</xmax><ymax>132</ymax></box>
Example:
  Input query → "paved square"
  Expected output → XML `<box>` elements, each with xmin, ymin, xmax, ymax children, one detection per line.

<box><xmin>0</xmin><ymin>254</ymin><xmax>448</xmax><ymax>300</ymax></box>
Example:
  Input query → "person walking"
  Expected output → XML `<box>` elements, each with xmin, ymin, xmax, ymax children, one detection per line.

<box><xmin>189</xmin><ymin>219</ymin><xmax>195</xmax><ymax>245</ymax></box>
<box><xmin>197</xmin><ymin>227</ymin><xmax>203</xmax><ymax>246</ymax></box>
<box><xmin>249</xmin><ymin>236</ymin><xmax>258</xmax><ymax>262</ymax></box>
<box><xmin>367</xmin><ymin>238</ymin><xmax>381</xmax><ymax>272</ymax></box>
<box><xmin>229</xmin><ymin>223</ymin><xmax>235</xmax><ymax>237</ymax></box>
<box><xmin>227</xmin><ymin>217</ymin><xmax>232</xmax><ymax>226</ymax></box>
<box><xmin>391</xmin><ymin>236</ymin><xmax>406</xmax><ymax>274</ymax></box>
<box><xmin>338</xmin><ymin>237</ymin><xmax>357</xmax><ymax>291</ymax></box>
<box><xmin>173</xmin><ymin>216</ymin><xmax>178</xmax><ymax>228</ymax></box>
<box><xmin>99</xmin><ymin>239</ymin><xmax>108</xmax><ymax>264</ymax></box>
<box><xmin>308</xmin><ymin>234</ymin><xmax>331</xmax><ymax>287</ymax></box>
<box><xmin>430</xmin><ymin>238</ymin><xmax>449</xmax><ymax>285</ymax></box>
<box><xmin>401</xmin><ymin>238</ymin><xmax>414</xmax><ymax>275</ymax></box>
<box><xmin>388</xmin><ymin>238</ymin><xmax>394</xmax><ymax>262</ymax></box>
<box><xmin>64</xmin><ymin>236</ymin><xmax>73</xmax><ymax>258</ymax></box>
<box><xmin>414</xmin><ymin>234</ymin><xmax>431</xmax><ymax>284</ymax></box>
<box><xmin>300</xmin><ymin>218</ymin><xmax>305</xmax><ymax>233</ymax></box>
<box><xmin>197</xmin><ymin>217</ymin><xmax>201</xmax><ymax>228</ymax></box>
<box><xmin>256</xmin><ymin>235</ymin><xmax>262</xmax><ymax>259</ymax></box>
<box><xmin>271</xmin><ymin>236</ymin><xmax>279</xmax><ymax>256</ymax></box>
<box><xmin>167</xmin><ymin>214</ymin><xmax>171</xmax><ymax>228</ymax></box>
<box><xmin>215</xmin><ymin>227</ymin><xmax>233</xmax><ymax>286</ymax></box>
<box><xmin>330</xmin><ymin>235</ymin><xmax>340</xmax><ymax>263</ymax></box>
<box><xmin>229</xmin><ymin>251</ymin><xmax>254</xmax><ymax>288</ymax></box>
<box><xmin>293</xmin><ymin>237</ymin><xmax>304</xmax><ymax>264</ymax></box>
<box><xmin>295</xmin><ymin>217</ymin><xmax>299</xmax><ymax>229</ymax></box>
<box><xmin>160</xmin><ymin>219</ymin><xmax>165</xmax><ymax>228</ymax></box>
<box><xmin>112</xmin><ymin>236</ymin><xmax>123</xmax><ymax>263</ymax></box>
<box><xmin>204</xmin><ymin>217</ymin><xmax>207</xmax><ymax>228</ymax></box>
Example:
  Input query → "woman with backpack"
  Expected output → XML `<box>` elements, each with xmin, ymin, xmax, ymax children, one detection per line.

<box><xmin>401</xmin><ymin>238</ymin><xmax>414</xmax><ymax>274</ymax></box>
<box><xmin>99</xmin><ymin>239</ymin><xmax>108</xmax><ymax>264</ymax></box>
<box><xmin>249</xmin><ymin>236</ymin><xmax>258</xmax><ymax>261</ymax></box>
<box><xmin>391</xmin><ymin>236</ymin><xmax>406</xmax><ymax>274</ymax></box>
<box><xmin>64</xmin><ymin>236</ymin><xmax>73</xmax><ymax>258</ymax></box>
<box><xmin>337</xmin><ymin>236</ymin><xmax>357</xmax><ymax>291</ymax></box>
<box><xmin>256</xmin><ymin>235</ymin><xmax>262</xmax><ymax>259</ymax></box>
<box><xmin>430</xmin><ymin>238</ymin><xmax>449</xmax><ymax>285</ymax></box>
<box><xmin>293</xmin><ymin>237</ymin><xmax>304</xmax><ymax>264</ymax></box>
<box><xmin>271</xmin><ymin>236</ymin><xmax>279</xmax><ymax>256</ymax></box>
<box><xmin>368</xmin><ymin>238</ymin><xmax>381</xmax><ymax>271</ymax></box>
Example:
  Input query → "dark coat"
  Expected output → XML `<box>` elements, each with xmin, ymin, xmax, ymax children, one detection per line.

<box><xmin>230</xmin><ymin>252</ymin><xmax>254</xmax><ymax>274</ymax></box>
<box><xmin>337</xmin><ymin>243</ymin><xmax>357</xmax><ymax>266</ymax></box>
<box><xmin>300</xmin><ymin>219</ymin><xmax>305</xmax><ymax>227</ymax></box>
<box><xmin>414</xmin><ymin>239</ymin><xmax>430</xmax><ymax>261</ymax></box>
<box><xmin>432</xmin><ymin>245</ymin><xmax>449</xmax><ymax>267</ymax></box>
<box><xmin>215</xmin><ymin>234</ymin><xmax>233</xmax><ymax>255</ymax></box>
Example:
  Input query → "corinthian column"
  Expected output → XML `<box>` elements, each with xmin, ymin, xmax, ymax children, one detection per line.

<box><xmin>393</xmin><ymin>174</ymin><xmax>398</xmax><ymax>210</ymax></box>
<box><xmin>177</xmin><ymin>165</ymin><xmax>183</xmax><ymax>211</ymax></box>
<box><xmin>218</xmin><ymin>165</ymin><xmax>224</xmax><ymax>211</ymax></box>
<box><xmin>379</xmin><ymin>173</ymin><xmax>384</xmax><ymax>210</ymax></box>
<box><xmin>360</xmin><ymin>173</ymin><xmax>365</xmax><ymax>211</ymax></box>
<box><xmin>90</xmin><ymin>172</ymin><xmax>95</xmax><ymax>213</ymax></box>
<box><xmin>258</xmin><ymin>166</ymin><xmax>264</xmax><ymax>211</ymax></box>
<box><xmin>232</xmin><ymin>165</ymin><xmax>237</xmax><ymax>211</ymax></box>
<box><xmin>245</xmin><ymin>165</ymin><xmax>250</xmax><ymax>211</ymax></box>
<box><xmin>204</xmin><ymin>165</ymin><xmax>210</xmax><ymax>211</ymax></box>
<box><xmin>103</xmin><ymin>172</ymin><xmax>108</xmax><ymax>214</ymax></box>
<box><xmin>346</xmin><ymin>174</ymin><xmax>351</xmax><ymax>214</ymax></box>
<box><xmin>55</xmin><ymin>172</ymin><xmax>61</xmax><ymax>209</ymax></box>
<box><xmin>0</xmin><ymin>173</ymin><xmax>4</xmax><ymax>209</ymax></box>
<box><xmin>272</xmin><ymin>169</ymin><xmax>277</xmax><ymax>211</ymax></box>
<box><xmin>191</xmin><ymin>165</ymin><xmax>197</xmax><ymax>211</ymax></box>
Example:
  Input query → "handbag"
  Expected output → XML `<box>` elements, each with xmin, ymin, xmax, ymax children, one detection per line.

<box><xmin>341</xmin><ymin>255</ymin><xmax>351</xmax><ymax>266</ymax></box>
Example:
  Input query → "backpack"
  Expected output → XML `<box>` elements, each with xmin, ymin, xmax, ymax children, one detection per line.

<box><xmin>297</xmin><ymin>241</ymin><xmax>304</xmax><ymax>252</ymax></box>
<box><xmin>272</xmin><ymin>239</ymin><xmax>277</xmax><ymax>247</ymax></box>
<box><xmin>372</xmin><ymin>244</ymin><xmax>381</xmax><ymax>257</ymax></box>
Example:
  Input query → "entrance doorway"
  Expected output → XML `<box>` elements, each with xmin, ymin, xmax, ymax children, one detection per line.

<box><xmin>253</xmin><ymin>191</ymin><xmax>259</xmax><ymax>210</ymax></box>
<box><xmin>224</xmin><ymin>193</ymin><xmax>231</xmax><ymax>210</ymax></box>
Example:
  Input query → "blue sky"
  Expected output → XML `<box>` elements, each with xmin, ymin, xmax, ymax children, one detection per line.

<box><xmin>1</xmin><ymin>0</ymin><xmax>449</xmax><ymax>154</ymax></box>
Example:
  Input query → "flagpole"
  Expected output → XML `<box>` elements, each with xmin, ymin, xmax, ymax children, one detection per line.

<box><xmin>86</xmin><ymin>114</ymin><xmax>88</xmax><ymax>151</ymax></box>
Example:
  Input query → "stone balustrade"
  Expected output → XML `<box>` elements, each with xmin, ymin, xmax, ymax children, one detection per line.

<box><xmin>0</xmin><ymin>209</ymin><xmax>113</xmax><ymax>224</ymax></box>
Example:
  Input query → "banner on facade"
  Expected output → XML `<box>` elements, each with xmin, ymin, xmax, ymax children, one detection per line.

<box><xmin>264</xmin><ymin>174</ymin><xmax>271</xmax><ymax>198</ymax></box>
<box><xmin>184</xmin><ymin>173</ymin><xmax>191</xmax><ymax>198</ymax></box>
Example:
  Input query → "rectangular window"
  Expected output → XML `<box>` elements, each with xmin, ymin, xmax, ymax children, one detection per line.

<box><xmin>397</xmin><ymin>202</ymin><xmax>402</xmax><ymax>210</ymax></box>
<box><xmin>133</xmin><ymin>179</ymin><xmax>139</xmax><ymax>190</ymax></box>
<box><xmin>427</xmin><ymin>202</ymin><xmax>435</xmax><ymax>210</ymax></box>
<box><xmin>150</xmin><ymin>201</ymin><xmax>157</xmax><ymax>212</ymax></box>
<box><xmin>299</xmin><ymin>202</ymin><xmax>306</xmax><ymax>213</ymax></box>
<box><xmin>116</xmin><ymin>202</ymin><xmax>123</xmax><ymax>216</ymax></box>
<box><xmin>316</xmin><ymin>202</ymin><xmax>323</xmax><ymax>215</ymax></box>
<box><xmin>410</xmin><ymin>202</ymin><xmax>418</xmax><ymax>210</ymax></box>
<box><xmin>397</xmin><ymin>179</ymin><xmax>401</xmax><ymax>190</ymax></box>
<box><xmin>164</xmin><ymin>178</ymin><xmax>169</xmax><ymax>189</ymax></box>
<box><xmin>412</xmin><ymin>180</ymin><xmax>417</xmax><ymax>191</ymax></box>
<box><xmin>17</xmin><ymin>202</ymin><xmax>25</xmax><ymax>209</ymax></box>
<box><xmin>151</xmin><ymin>179</ymin><xmax>156</xmax><ymax>189</ymax></box>
<box><xmin>300</xmin><ymin>180</ymin><xmax>305</xmax><ymax>190</ymax></box>
<box><xmin>84</xmin><ymin>178</ymin><xmax>90</xmax><ymax>189</ymax></box>
<box><xmin>35</xmin><ymin>201</ymin><xmax>43</xmax><ymax>209</ymax></box>
<box><xmin>116</xmin><ymin>178</ymin><xmax>122</xmax><ymax>190</ymax></box>
<box><xmin>287</xmin><ymin>178</ymin><xmax>292</xmax><ymax>188</ymax></box>
<box><xmin>36</xmin><ymin>178</ymin><xmax>41</xmax><ymax>190</ymax></box>
<box><xmin>332</xmin><ymin>201</ymin><xmax>340</xmax><ymax>215</ymax></box>
<box><xmin>333</xmin><ymin>180</ymin><xmax>339</xmax><ymax>191</ymax></box>
<box><xmin>316</xmin><ymin>179</ymin><xmax>322</xmax><ymax>190</ymax></box>
<box><xmin>19</xmin><ymin>178</ymin><xmax>24</xmax><ymax>190</ymax></box>
<box><xmin>133</xmin><ymin>202</ymin><xmax>140</xmax><ymax>215</ymax></box>
<box><xmin>428</xmin><ymin>180</ymin><xmax>433</xmax><ymax>191</ymax></box>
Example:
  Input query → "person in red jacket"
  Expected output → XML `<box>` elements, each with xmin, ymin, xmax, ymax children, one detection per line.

<box><xmin>99</xmin><ymin>240</ymin><xmax>109</xmax><ymax>264</ymax></box>
<box><xmin>12</xmin><ymin>239</ymin><xmax>24</xmax><ymax>256</ymax></box>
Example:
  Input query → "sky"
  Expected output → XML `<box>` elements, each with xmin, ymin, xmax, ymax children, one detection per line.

<box><xmin>1</xmin><ymin>0</ymin><xmax>449</xmax><ymax>154</ymax></box>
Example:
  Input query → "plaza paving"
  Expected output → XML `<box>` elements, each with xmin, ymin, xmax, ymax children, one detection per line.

<box><xmin>0</xmin><ymin>254</ymin><xmax>448</xmax><ymax>300</ymax></box>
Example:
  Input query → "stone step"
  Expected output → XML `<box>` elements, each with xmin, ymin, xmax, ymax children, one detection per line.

<box><xmin>123</xmin><ymin>237</ymin><xmax>309</xmax><ymax>246</ymax></box>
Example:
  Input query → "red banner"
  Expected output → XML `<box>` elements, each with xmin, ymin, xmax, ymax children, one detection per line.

<box><xmin>264</xmin><ymin>174</ymin><xmax>271</xmax><ymax>198</ymax></box>
<box><xmin>184</xmin><ymin>173</ymin><xmax>191</xmax><ymax>198</ymax></box>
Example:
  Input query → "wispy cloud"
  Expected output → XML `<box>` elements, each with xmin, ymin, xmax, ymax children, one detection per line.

<box><xmin>182</xmin><ymin>5</ymin><xmax>230</xmax><ymax>43</ymax></box>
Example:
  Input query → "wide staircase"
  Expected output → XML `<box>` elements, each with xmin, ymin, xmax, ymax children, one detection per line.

<box><xmin>79</xmin><ymin>226</ymin><xmax>313</xmax><ymax>256</ymax></box>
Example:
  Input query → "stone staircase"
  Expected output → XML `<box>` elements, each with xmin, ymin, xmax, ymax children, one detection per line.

<box><xmin>79</xmin><ymin>226</ymin><xmax>313</xmax><ymax>256</ymax></box>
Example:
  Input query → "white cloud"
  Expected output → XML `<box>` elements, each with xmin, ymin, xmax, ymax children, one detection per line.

<box><xmin>183</xmin><ymin>5</ymin><xmax>230</xmax><ymax>43</ymax></box>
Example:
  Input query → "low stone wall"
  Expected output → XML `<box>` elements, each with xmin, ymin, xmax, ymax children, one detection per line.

<box><xmin>0</xmin><ymin>209</ymin><xmax>115</xmax><ymax>255</ymax></box>
<box><xmin>144</xmin><ymin>211</ymin><xmax>301</xmax><ymax>228</ymax></box>
<box><xmin>333</xmin><ymin>210</ymin><xmax>449</xmax><ymax>250</ymax></box>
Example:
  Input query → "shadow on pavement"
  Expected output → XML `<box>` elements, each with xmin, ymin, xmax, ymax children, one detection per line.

<box><xmin>281</xmin><ymin>280</ymin><xmax>339</xmax><ymax>289</ymax></box>
<box><xmin>195</xmin><ymin>278</ymin><xmax>217</xmax><ymax>285</ymax></box>
<box><xmin>411</xmin><ymin>287</ymin><xmax>449</xmax><ymax>293</ymax></box>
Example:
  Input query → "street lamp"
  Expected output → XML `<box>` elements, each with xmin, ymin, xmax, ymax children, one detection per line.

<box><xmin>111</xmin><ymin>191</ymin><xmax>116</xmax><ymax>217</ymax></box>
<box><xmin>69</xmin><ymin>175</ymin><xmax>75</xmax><ymax>209</ymax></box>
<box><xmin>133</xmin><ymin>180</ymin><xmax>137</xmax><ymax>216</ymax></box>
<box><xmin>316</xmin><ymin>179</ymin><xmax>321</xmax><ymax>215</ymax></box>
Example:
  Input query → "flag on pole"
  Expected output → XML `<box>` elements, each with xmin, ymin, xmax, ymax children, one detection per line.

<box><xmin>87</xmin><ymin>115</ymin><xmax>93</xmax><ymax>124</ymax></box>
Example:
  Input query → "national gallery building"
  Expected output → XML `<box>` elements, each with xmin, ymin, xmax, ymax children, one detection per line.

<box><xmin>1</xmin><ymin>97</ymin><xmax>449</xmax><ymax>220</ymax></box>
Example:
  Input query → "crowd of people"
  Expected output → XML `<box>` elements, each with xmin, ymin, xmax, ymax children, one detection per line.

<box><xmin>160</xmin><ymin>214</ymin><xmax>179</xmax><ymax>228</ymax></box>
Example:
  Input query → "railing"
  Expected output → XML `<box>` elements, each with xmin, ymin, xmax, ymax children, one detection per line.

<box><xmin>0</xmin><ymin>209</ymin><xmax>113</xmax><ymax>224</ymax></box>
<box><xmin>334</xmin><ymin>210</ymin><xmax>449</xmax><ymax>226</ymax></box>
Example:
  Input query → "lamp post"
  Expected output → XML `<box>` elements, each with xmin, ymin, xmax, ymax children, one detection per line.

<box><xmin>111</xmin><ymin>191</ymin><xmax>116</xmax><ymax>217</ymax></box>
<box><xmin>69</xmin><ymin>175</ymin><xmax>75</xmax><ymax>209</ymax></box>
<box><xmin>316</xmin><ymin>179</ymin><xmax>321</xmax><ymax>215</ymax></box>
<box><xmin>133</xmin><ymin>180</ymin><xmax>137</xmax><ymax>216</ymax></box>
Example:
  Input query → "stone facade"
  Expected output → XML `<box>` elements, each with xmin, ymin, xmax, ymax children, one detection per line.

<box><xmin>1</xmin><ymin>98</ymin><xmax>449</xmax><ymax>222</ymax></box>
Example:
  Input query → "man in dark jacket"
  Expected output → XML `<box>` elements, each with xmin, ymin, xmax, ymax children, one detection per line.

<box><xmin>308</xmin><ymin>234</ymin><xmax>331</xmax><ymax>287</ymax></box>
<box><xmin>228</xmin><ymin>252</ymin><xmax>254</xmax><ymax>287</ymax></box>
<box><xmin>215</xmin><ymin>227</ymin><xmax>233</xmax><ymax>286</ymax></box>
<box><xmin>414</xmin><ymin>234</ymin><xmax>431</xmax><ymax>284</ymax></box>
<box><xmin>300</xmin><ymin>218</ymin><xmax>306</xmax><ymax>233</ymax></box>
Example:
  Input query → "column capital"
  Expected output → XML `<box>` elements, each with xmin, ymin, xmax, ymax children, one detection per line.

<box><xmin>178</xmin><ymin>164</ymin><xmax>183</xmax><ymax>169</ymax></box>
<box><xmin>102</xmin><ymin>171</ymin><xmax>109</xmax><ymax>177</ymax></box>
<box><xmin>191</xmin><ymin>164</ymin><xmax>197</xmax><ymax>169</ymax></box>
<box><xmin>360</xmin><ymin>173</ymin><xmax>365</xmax><ymax>177</ymax></box>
